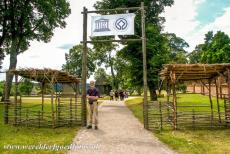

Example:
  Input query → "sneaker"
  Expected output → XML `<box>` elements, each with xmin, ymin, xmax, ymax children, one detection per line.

<box><xmin>86</xmin><ymin>125</ymin><xmax>92</xmax><ymax>129</ymax></box>
<box><xmin>95</xmin><ymin>126</ymin><xmax>98</xmax><ymax>130</ymax></box>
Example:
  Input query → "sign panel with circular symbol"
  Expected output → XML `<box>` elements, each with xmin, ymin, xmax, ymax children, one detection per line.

<box><xmin>115</xmin><ymin>18</ymin><xmax>128</xmax><ymax>31</ymax></box>
<box><xmin>91</xmin><ymin>13</ymin><xmax>135</xmax><ymax>36</ymax></box>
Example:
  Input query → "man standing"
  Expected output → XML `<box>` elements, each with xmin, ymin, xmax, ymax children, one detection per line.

<box><xmin>86</xmin><ymin>80</ymin><xmax>100</xmax><ymax>130</ymax></box>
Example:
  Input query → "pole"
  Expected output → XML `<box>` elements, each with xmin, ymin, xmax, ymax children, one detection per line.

<box><xmin>14</xmin><ymin>74</ymin><xmax>18</xmax><ymax>125</ymax></box>
<box><xmin>141</xmin><ymin>2</ymin><xmax>148</xmax><ymax>129</ymax></box>
<box><xmin>41</xmin><ymin>82</ymin><xmax>44</xmax><ymax>120</ymax></box>
<box><xmin>215</xmin><ymin>79</ymin><xmax>221</xmax><ymax>123</ymax></box>
<box><xmin>4</xmin><ymin>72</ymin><xmax>9</xmax><ymax>124</ymax></box>
<box><xmin>208</xmin><ymin>80</ymin><xmax>214</xmax><ymax>127</ymax></box>
<box><xmin>172</xmin><ymin>71</ymin><xmax>177</xmax><ymax>130</ymax></box>
<box><xmin>81</xmin><ymin>6</ymin><xmax>88</xmax><ymax>127</ymax></box>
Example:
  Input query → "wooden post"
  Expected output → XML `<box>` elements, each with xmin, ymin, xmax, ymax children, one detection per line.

<box><xmin>202</xmin><ymin>84</ymin><xmax>205</xmax><ymax>95</ymax></box>
<box><xmin>26</xmin><ymin>109</ymin><xmax>28</xmax><ymax>127</ymax></box>
<box><xmin>19</xmin><ymin>95</ymin><xmax>22</xmax><ymax>124</ymax></box>
<box><xmin>166</xmin><ymin>81</ymin><xmax>170</xmax><ymax>120</ymax></box>
<box><xmin>41</xmin><ymin>82</ymin><xmax>45</xmax><ymax>120</ymax></box>
<box><xmin>228</xmin><ymin>69</ymin><xmax>230</xmax><ymax>102</ymax></box>
<box><xmin>75</xmin><ymin>83</ymin><xmax>78</xmax><ymax>121</ymax></box>
<box><xmin>51</xmin><ymin>90</ymin><xmax>55</xmax><ymax>128</ymax></box>
<box><xmin>159</xmin><ymin>101</ymin><xmax>163</xmax><ymax>130</ymax></box>
<box><xmin>4</xmin><ymin>86</ymin><xmax>9</xmax><ymax>124</ymax></box>
<box><xmin>70</xmin><ymin>98</ymin><xmax>73</xmax><ymax>126</ymax></box>
<box><xmin>81</xmin><ymin>6</ymin><xmax>88</xmax><ymax>127</ymax></box>
<box><xmin>141</xmin><ymin>2</ymin><xmax>148</xmax><ymax>130</ymax></box>
<box><xmin>38</xmin><ymin>110</ymin><xmax>41</xmax><ymax>128</ymax></box>
<box><xmin>200</xmin><ymin>84</ymin><xmax>202</xmax><ymax>94</ymax></box>
<box><xmin>215</xmin><ymin>79</ymin><xmax>221</xmax><ymax>123</ymax></box>
<box><xmin>4</xmin><ymin>71</ymin><xmax>10</xmax><ymax>124</ymax></box>
<box><xmin>193</xmin><ymin>83</ymin><xmax>196</xmax><ymax>93</ymax></box>
<box><xmin>14</xmin><ymin>74</ymin><xmax>18</xmax><ymax>125</ymax></box>
<box><xmin>217</xmin><ymin>77</ymin><xmax>221</xmax><ymax>98</ymax></box>
<box><xmin>208</xmin><ymin>80</ymin><xmax>214</xmax><ymax>127</ymax></box>
<box><xmin>192</xmin><ymin>109</ymin><xmax>195</xmax><ymax>130</ymax></box>
<box><xmin>57</xmin><ymin>97</ymin><xmax>61</xmax><ymax>124</ymax></box>
<box><xmin>172</xmin><ymin>70</ymin><xmax>177</xmax><ymax>130</ymax></box>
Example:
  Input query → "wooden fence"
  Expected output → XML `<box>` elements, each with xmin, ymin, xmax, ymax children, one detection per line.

<box><xmin>5</xmin><ymin>96</ymin><xmax>82</xmax><ymax>128</ymax></box>
<box><xmin>147</xmin><ymin>101</ymin><xmax>229</xmax><ymax>131</ymax></box>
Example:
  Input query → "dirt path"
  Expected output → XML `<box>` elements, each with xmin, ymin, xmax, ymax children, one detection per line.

<box><xmin>68</xmin><ymin>100</ymin><xmax>176</xmax><ymax>154</ymax></box>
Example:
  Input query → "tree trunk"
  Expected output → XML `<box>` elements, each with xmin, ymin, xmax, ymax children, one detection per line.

<box><xmin>149</xmin><ymin>85</ymin><xmax>157</xmax><ymax>101</ymax></box>
<box><xmin>108</xmin><ymin>52</ymin><xmax>117</xmax><ymax>89</ymax></box>
<box><xmin>1</xmin><ymin>39</ymin><xmax>18</xmax><ymax>101</ymax></box>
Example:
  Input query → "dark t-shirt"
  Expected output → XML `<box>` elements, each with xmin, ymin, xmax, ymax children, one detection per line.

<box><xmin>87</xmin><ymin>88</ymin><xmax>100</xmax><ymax>104</ymax></box>
<box><xmin>87</xmin><ymin>88</ymin><xmax>100</xmax><ymax>97</ymax></box>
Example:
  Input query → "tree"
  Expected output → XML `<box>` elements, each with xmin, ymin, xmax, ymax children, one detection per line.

<box><xmin>62</xmin><ymin>44</ymin><xmax>96</xmax><ymax>78</ymax></box>
<box><xmin>94</xmin><ymin>0</ymin><xmax>174</xmax><ymax>100</ymax></box>
<box><xmin>92</xmin><ymin>37</ymin><xmax>118</xmax><ymax>89</ymax></box>
<box><xmin>201</xmin><ymin>31</ymin><xmax>230</xmax><ymax>63</ymax></box>
<box><xmin>188</xmin><ymin>44</ymin><xmax>203</xmax><ymax>64</ymax></box>
<box><xmin>118</xmin><ymin>24</ymin><xmax>170</xmax><ymax>100</ymax></box>
<box><xmin>1</xmin><ymin>0</ymin><xmax>71</xmax><ymax>101</ymax></box>
<box><xmin>0</xmin><ymin>0</ymin><xmax>8</xmax><ymax>68</ymax></box>
<box><xmin>189</xmin><ymin>31</ymin><xmax>230</xmax><ymax>64</ymax></box>
<box><xmin>0</xmin><ymin>81</ymin><xmax>4</xmax><ymax>96</ymax></box>
<box><xmin>94</xmin><ymin>68</ymin><xmax>111</xmax><ymax>83</ymax></box>
<box><xmin>165</xmin><ymin>33</ymin><xmax>189</xmax><ymax>64</ymax></box>
<box><xmin>19</xmin><ymin>79</ymin><xmax>34</xmax><ymax>95</ymax></box>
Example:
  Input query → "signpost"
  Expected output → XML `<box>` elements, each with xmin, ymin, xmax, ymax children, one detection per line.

<box><xmin>91</xmin><ymin>13</ymin><xmax>136</xmax><ymax>36</ymax></box>
<box><xmin>81</xmin><ymin>2</ymin><xmax>148</xmax><ymax>129</ymax></box>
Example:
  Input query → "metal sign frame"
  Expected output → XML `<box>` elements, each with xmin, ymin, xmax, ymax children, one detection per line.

<box><xmin>81</xmin><ymin>2</ymin><xmax>148</xmax><ymax>129</ymax></box>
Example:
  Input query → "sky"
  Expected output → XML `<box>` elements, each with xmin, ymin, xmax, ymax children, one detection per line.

<box><xmin>1</xmin><ymin>0</ymin><xmax>230</xmax><ymax>79</ymax></box>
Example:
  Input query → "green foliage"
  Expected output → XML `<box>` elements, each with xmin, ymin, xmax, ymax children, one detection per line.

<box><xmin>0</xmin><ymin>81</ymin><xmax>4</xmax><ymax>96</ymax></box>
<box><xmin>92</xmin><ymin>37</ymin><xmax>118</xmax><ymax>89</ymax></box>
<box><xmin>165</xmin><ymin>33</ymin><xmax>189</xmax><ymax>64</ymax></box>
<box><xmin>62</xmin><ymin>44</ymin><xmax>96</xmax><ymax>78</ymax></box>
<box><xmin>189</xmin><ymin>31</ymin><xmax>230</xmax><ymax>64</ymax></box>
<box><xmin>94</xmin><ymin>68</ymin><xmax>111</xmax><ymax>83</ymax></box>
<box><xmin>176</xmin><ymin>83</ymin><xmax>187</xmax><ymax>93</ymax></box>
<box><xmin>19</xmin><ymin>79</ymin><xmax>34</xmax><ymax>95</ymax></box>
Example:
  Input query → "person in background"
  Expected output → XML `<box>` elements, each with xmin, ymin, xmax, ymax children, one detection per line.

<box><xmin>109</xmin><ymin>90</ymin><xmax>114</xmax><ymax>101</ymax></box>
<box><xmin>115</xmin><ymin>90</ymin><xmax>119</xmax><ymax>101</ymax></box>
<box><xmin>119</xmin><ymin>90</ymin><xmax>124</xmax><ymax>101</ymax></box>
<box><xmin>86</xmin><ymin>80</ymin><xmax>100</xmax><ymax>130</ymax></box>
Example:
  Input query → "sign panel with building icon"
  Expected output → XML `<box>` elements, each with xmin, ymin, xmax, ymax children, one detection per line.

<box><xmin>91</xmin><ymin>13</ymin><xmax>135</xmax><ymax>36</ymax></box>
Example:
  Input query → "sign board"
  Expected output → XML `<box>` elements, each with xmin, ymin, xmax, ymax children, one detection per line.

<box><xmin>91</xmin><ymin>13</ymin><xmax>135</xmax><ymax>37</ymax></box>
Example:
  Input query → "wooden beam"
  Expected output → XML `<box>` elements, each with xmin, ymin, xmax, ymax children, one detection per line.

<box><xmin>172</xmin><ymin>70</ymin><xmax>177</xmax><ymax>130</ymax></box>
<box><xmin>83</xmin><ymin>39</ymin><xmax>142</xmax><ymax>44</ymax></box>
<box><xmin>215</xmin><ymin>79</ymin><xmax>221</xmax><ymax>123</ymax></box>
<box><xmin>41</xmin><ymin>82</ymin><xmax>45</xmax><ymax>120</ymax></box>
<box><xmin>208</xmin><ymin>80</ymin><xmax>214</xmax><ymax>127</ymax></box>
<box><xmin>83</xmin><ymin>6</ymin><xmax>141</xmax><ymax>14</ymax></box>
<box><xmin>141</xmin><ymin>2</ymin><xmax>148</xmax><ymax>130</ymax></box>
<box><xmin>228</xmin><ymin>69</ymin><xmax>230</xmax><ymax>101</ymax></box>
<box><xmin>14</xmin><ymin>74</ymin><xmax>18</xmax><ymax>125</ymax></box>
<box><xmin>81</xmin><ymin>6</ymin><xmax>88</xmax><ymax>127</ymax></box>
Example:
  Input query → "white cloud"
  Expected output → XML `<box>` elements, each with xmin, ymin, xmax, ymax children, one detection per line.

<box><xmin>163</xmin><ymin>0</ymin><xmax>230</xmax><ymax>52</ymax></box>
<box><xmin>162</xmin><ymin>0</ymin><xmax>203</xmax><ymax>39</ymax></box>
<box><xmin>186</xmin><ymin>6</ymin><xmax>230</xmax><ymax>51</ymax></box>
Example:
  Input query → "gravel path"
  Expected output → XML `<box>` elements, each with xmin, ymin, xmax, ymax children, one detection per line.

<box><xmin>68</xmin><ymin>100</ymin><xmax>176</xmax><ymax>154</ymax></box>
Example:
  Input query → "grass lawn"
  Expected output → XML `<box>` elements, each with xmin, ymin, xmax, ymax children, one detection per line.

<box><xmin>0</xmin><ymin>97</ymin><xmax>80</xmax><ymax>154</ymax></box>
<box><xmin>125</xmin><ymin>94</ymin><xmax>230</xmax><ymax>154</ymax></box>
